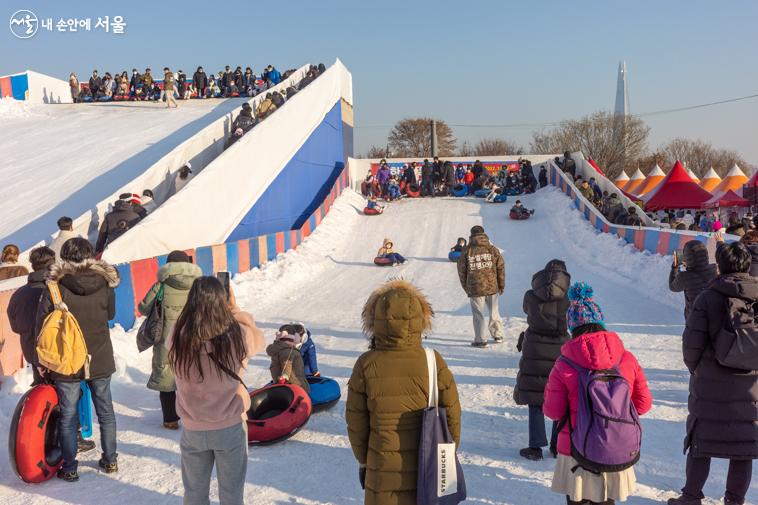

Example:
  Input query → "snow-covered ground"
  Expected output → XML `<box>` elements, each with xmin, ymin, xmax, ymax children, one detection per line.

<box><xmin>0</xmin><ymin>98</ymin><xmax>248</xmax><ymax>250</ymax></box>
<box><xmin>1</xmin><ymin>187</ymin><xmax>752</xmax><ymax>504</ymax></box>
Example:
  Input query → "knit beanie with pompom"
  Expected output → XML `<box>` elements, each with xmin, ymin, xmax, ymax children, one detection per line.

<box><xmin>566</xmin><ymin>282</ymin><xmax>605</xmax><ymax>332</ymax></box>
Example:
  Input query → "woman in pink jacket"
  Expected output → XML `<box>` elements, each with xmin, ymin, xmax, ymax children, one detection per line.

<box><xmin>168</xmin><ymin>277</ymin><xmax>265</xmax><ymax>505</ymax></box>
<box><xmin>544</xmin><ymin>282</ymin><xmax>652</xmax><ymax>505</ymax></box>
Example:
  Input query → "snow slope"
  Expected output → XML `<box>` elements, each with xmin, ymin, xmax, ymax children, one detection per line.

<box><xmin>1</xmin><ymin>188</ymin><xmax>752</xmax><ymax>505</ymax></box>
<box><xmin>0</xmin><ymin>98</ymin><xmax>248</xmax><ymax>250</ymax></box>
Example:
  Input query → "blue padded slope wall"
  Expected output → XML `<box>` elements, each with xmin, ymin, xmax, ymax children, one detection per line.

<box><xmin>226</xmin><ymin>100</ymin><xmax>345</xmax><ymax>241</ymax></box>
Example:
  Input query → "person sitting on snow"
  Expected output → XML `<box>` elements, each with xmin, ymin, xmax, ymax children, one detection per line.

<box><xmin>278</xmin><ymin>323</ymin><xmax>320</xmax><ymax>377</ymax></box>
<box><xmin>486</xmin><ymin>183</ymin><xmax>503</xmax><ymax>203</ymax></box>
<box><xmin>450</xmin><ymin>237</ymin><xmax>467</xmax><ymax>253</ymax></box>
<box><xmin>267</xmin><ymin>328</ymin><xmax>310</xmax><ymax>392</ymax></box>
<box><xmin>366</xmin><ymin>196</ymin><xmax>384</xmax><ymax>213</ymax></box>
<box><xmin>511</xmin><ymin>200</ymin><xmax>534</xmax><ymax>218</ymax></box>
<box><xmin>376</xmin><ymin>238</ymin><xmax>407</xmax><ymax>265</ymax></box>
<box><xmin>386</xmin><ymin>177</ymin><xmax>401</xmax><ymax>201</ymax></box>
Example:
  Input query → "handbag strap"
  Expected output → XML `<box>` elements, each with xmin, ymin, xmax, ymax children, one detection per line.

<box><xmin>424</xmin><ymin>347</ymin><xmax>438</xmax><ymax>409</ymax></box>
<box><xmin>208</xmin><ymin>352</ymin><xmax>248</xmax><ymax>391</ymax></box>
<box><xmin>46</xmin><ymin>281</ymin><xmax>66</xmax><ymax>310</ymax></box>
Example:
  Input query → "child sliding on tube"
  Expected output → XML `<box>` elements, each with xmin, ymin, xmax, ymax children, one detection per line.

<box><xmin>377</xmin><ymin>238</ymin><xmax>407</xmax><ymax>265</ymax></box>
<box><xmin>267</xmin><ymin>328</ymin><xmax>310</xmax><ymax>392</ymax></box>
<box><xmin>279</xmin><ymin>323</ymin><xmax>320</xmax><ymax>376</ymax></box>
<box><xmin>511</xmin><ymin>200</ymin><xmax>535</xmax><ymax>218</ymax></box>
<box><xmin>485</xmin><ymin>183</ymin><xmax>502</xmax><ymax>203</ymax></box>
<box><xmin>366</xmin><ymin>196</ymin><xmax>384</xmax><ymax>213</ymax></box>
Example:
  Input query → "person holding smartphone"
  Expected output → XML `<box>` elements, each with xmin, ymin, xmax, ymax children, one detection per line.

<box><xmin>167</xmin><ymin>277</ymin><xmax>265</xmax><ymax>505</ymax></box>
<box><xmin>669</xmin><ymin>241</ymin><xmax>717</xmax><ymax>320</ymax></box>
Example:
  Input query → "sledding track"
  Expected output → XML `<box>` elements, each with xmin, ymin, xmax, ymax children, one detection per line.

<box><xmin>0</xmin><ymin>188</ymin><xmax>754</xmax><ymax>504</ymax></box>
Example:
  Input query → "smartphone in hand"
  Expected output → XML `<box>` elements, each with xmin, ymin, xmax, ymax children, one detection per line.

<box><xmin>216</xmin><ymin>271</ymin><xmax>231</xmax><ymax>300</ymax></box>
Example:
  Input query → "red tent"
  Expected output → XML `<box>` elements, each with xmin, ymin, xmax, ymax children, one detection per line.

<box><xmin>704</xmin><ymin>189</ymin><xmax>750</xmax><ymax>209</ymax></box>
<box><xmin>644</xmin><ymin>160</ymin><xmax>713</xmax><ymax>211</ymax></box>
<box><xmin>587</xmin><ymin>158</ymin><xmax>605</xmax><ymax>176</ymax></box>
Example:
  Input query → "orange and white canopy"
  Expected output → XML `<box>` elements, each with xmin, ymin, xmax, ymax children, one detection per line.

<box><xmin>623</xmin><ymin>169</ymin><xmax>646</xmax><ymax>195</ymax></box>
<box><xmin>635</xmin><ymin>164</ymin><xmax>665</xmax><ymax>196</ymax></box>
<box><xmin>614</xmin><ymin>170</ymin><xmax>629</xmax><ymax>189</ymax></box>
<box><xmin>712</xmin><ymin>164</ymin><xmax>748</xmax><ymax>194</ymax></box>
<box><xmin>699</xmin><ymin>167</ymin><xmax>721</xmax><ymax>193</ymax></box>
<box><xmin>686</xmin><ymin>167</ymin><xmax>699</xmax><ymax>183</ymax></box>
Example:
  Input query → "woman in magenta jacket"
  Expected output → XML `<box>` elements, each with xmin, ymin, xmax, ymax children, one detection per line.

<box><xmin>544</xmin><ymin>282</ymin><xmax>652</xmax><ymax>505</ymax></box>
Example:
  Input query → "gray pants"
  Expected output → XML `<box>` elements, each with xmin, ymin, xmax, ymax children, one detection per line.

<box><xmin>470</xmin><ymin>294</ymin><xmax>504</xmax><ymax>343</ymax></box>
<box><xmin>181</xmin><ymin>422</ymin><xmax>247</xmax><ymax>505</ymax></box>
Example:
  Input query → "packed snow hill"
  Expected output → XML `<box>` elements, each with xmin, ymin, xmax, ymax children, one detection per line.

<box><xmin>0</xmin><ymin>97</ymin><xmax>249</xmax><ymax>250</ymax></box>
<box><xmin>0</xmin><ymin>187</ymin><xmax>755</xmax><ymax>504</ymax></box>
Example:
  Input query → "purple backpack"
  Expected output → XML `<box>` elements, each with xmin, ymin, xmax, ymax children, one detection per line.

<box><xmin>559</xmin><ymin>356</ymin><xmax>641</xmax><ymax>473</ymax></box>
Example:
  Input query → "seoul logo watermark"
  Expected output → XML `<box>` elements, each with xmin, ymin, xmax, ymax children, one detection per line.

<box><xmin>9</xmin><ymin>10</ymin><xmax>38</xmax><ymax>39</ymax></box>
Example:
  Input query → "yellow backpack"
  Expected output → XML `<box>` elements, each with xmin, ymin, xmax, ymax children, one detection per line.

<box><xmin>36</xmin><ymin>282</ymin><xmax>90</xmax><ymax>377</ymax></box>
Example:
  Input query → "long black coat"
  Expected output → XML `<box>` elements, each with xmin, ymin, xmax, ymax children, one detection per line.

<box><xmin>36</xmin><ymin>260</ymin><xmax>118</xmax><ymax>382</ymax></box>
<box><xmin>514</xmin><ymin>260</ymin><xmax>571</xmax><ymax>406</ymax></box>
<box><xmin>670</xmin><ymin>241</ymin><xmax>718</xmax><ymax>319</ymax></box>
<box><xmin>95</xmin><ymin>200</ymin><xmax>143</xmax><ymax>253</ymax></box>
<box><xmin>7</xmin><ymin>270</ymin><xmax>47</xmax><ymax>366</ymax></box>
<box><xmin>683</xmin><ymin>273</ymin><xmax>758</xmax><ymax>459</ymax></box>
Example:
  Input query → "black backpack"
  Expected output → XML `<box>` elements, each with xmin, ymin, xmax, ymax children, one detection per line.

<box><xmin>714</xmin><ymin>297</ymin><xmax>758</xmax><ymax>371</ymax></box>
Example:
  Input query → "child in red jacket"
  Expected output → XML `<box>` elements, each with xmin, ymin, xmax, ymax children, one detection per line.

<box><xmin>543</xmin><ymin>282</ymin><xmax>652</xmax><ymax>505</ymax></box>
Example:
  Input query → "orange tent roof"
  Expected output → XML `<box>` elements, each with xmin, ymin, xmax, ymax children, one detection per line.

<box><xmin>712</xmin><ymin>164</ymin><xmax>748</xmax><ymax>194</ymax></box>
<box><xmin>635</xmin><ymin>164</ymin><xmax>665</xmax><ymax>196</ymax></box>
<box><xmin>699</xmin><ymin>167</ymin><xmax>722</xmax><ymax>192</ymax></box>
<box><xmin>614</xmin><ymin>170</ymin><xmax>629</xmax><ymax>189</ymax></box>
<box><xmin>623</xmin><ymin>169</ymin><xmax>646</xmax><ymax>194</ymax></box>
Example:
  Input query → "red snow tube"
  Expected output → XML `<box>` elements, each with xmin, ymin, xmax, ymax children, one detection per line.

<box><xmin>509</xmin><ymin>210</ymin><xmax>531</xmax><ymax>220</ymax></box>
<box><xmin>374</xmin><ymin>256</ymin><xmax>394</xmax><ymax>266</ymax></box>
<box><xmin>247</xmin><ymin>384</ymin><xmax>312</xmax><ymax>445</ymax></box>
<box><xmin>9</xmin><ymin>385</ymin><xmax>63</xmax><ymax>483</ymax></box>
<box><xmin>405</xmin><ymin>183</ymin><xmax>421</xmax><ymax>198</ymax></box>
<box><xmin>364</xmin><ymin>207</ymin><xmax>382</xmax><ymax>215</ymax></box>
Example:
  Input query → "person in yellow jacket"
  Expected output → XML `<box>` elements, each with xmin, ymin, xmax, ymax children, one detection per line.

<box><xmin>346</xmin><ymin>280</ymin><xmax>461</xmax><ymax>505</ymax></box>
<box><xmin>375</xmin><ymin>238</ymin><xmax>407</xmax><ymax>265</ymax></box>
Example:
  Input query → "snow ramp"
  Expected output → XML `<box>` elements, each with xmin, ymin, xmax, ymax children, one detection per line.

<box><xmin>102</xmin><ymin>60</ymin><xmax>353</xmax><ymax>264</ymax></box>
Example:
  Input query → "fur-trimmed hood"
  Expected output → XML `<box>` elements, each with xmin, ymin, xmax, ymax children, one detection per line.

<box><xmin>362</xmin><ymin>280</ymin><xmax>433</xmax><ymax>349</ymax></box>
<box><xmin>48</xmin><ymin>258</ymin><xmax>120</xmax><ymax>292</ymax></box>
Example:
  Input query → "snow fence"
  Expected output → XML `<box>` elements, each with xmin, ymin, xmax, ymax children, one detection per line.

<box><xmin>548</xmin><ymin>161</ymin><xmax>723</xmax><ymax>257</ymax></box>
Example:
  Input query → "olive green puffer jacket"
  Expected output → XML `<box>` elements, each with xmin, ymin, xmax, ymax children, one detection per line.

<box><xmin>138</xmin><ymin>261</ymin><xmax>202</xmax><ymax>392</ymax></box>
<box><xmin>346</xmin><ymin>280</ymin><xmax>461</xmax><ymax>505</ymax></box>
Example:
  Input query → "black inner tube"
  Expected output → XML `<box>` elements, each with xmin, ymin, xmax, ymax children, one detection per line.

<box><xmin>44</xmin><ymin>406</ymin><xmax>62</xmax><ymax>467</ymax></box>
<box><xmin>248</xmin><ymin>386</ymin><xmax>295</xmax><ymax>421</ymax></box>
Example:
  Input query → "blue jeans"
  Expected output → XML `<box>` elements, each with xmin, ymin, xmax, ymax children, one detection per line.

<box><xmin>384</xmin><ymin>253</ymin><xmax>406</xmax><ymax>264</ymax></box>
<box><xmin>528</xmin><ymin>405</ymin><xmax>558</xmax><ymax>449</ymax></box>
<box><xmin>56</xmin><ymin>377</ymin><xmax>118</xmax><ymax>472</ymax></box>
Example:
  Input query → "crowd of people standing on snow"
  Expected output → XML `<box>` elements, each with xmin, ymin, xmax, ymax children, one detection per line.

<box><xmin>362</xmin><ymin>157</ymin><xmax>546</xmax><ymax>202</ymax></box>
<box><xmin>69</xmin><ymin>63</ymin><xmax>326</xmax><ymax>104</ymax></box>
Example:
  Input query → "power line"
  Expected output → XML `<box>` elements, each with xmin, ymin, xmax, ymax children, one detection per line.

<box><xmin>353</xmin><ymin>92</ymin><xmax>758</xmax><ymax>130</ymax></box>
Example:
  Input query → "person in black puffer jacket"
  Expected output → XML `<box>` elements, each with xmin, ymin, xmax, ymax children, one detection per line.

<box><xmin>514</xmin><ymin>259</ymin><xmax>571</xmax><ymax>461</ymax></box>
<box><xmin>95</xmin><ymin>196</ymin><xmax>143</xmax><ymax>253</ymax></box>
<box><xmin>7</xmin><ymin>246</ymin><xmax>56</xmax><ymax>385</ymax></box>
<box><xmin>669</xmin><ymin>240</ymin><xmax>718</xmax><ymax>320</ymax></box>
<box><xmin>739</xmin><ymin>230</ymin><xmax>758</xmax><ymax>277</ymax></box>
<box><xmin>668</xmin><ymin>242</ymin><xmax>758</xmax><ymax>505</ymax></box>
<box><xmin>35</xmin><ymin>238</ymin><xmax>119</xmax><ymax>481</ymax></box>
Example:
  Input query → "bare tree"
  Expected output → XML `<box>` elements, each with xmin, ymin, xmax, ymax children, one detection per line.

<box><xmin>364</xmin><ymin>145</ymin><xmax>389</xmax><ymax>159</ymax></box>
<box><xmin>471</xmin><ymin>138</ymin><xmax>524</xmax><ymax>156</ymax></box>
<box><xmin>388</xmin><ymin>118</ymin><xmax>456</xmax><ymax>157</ymax></box>
<box><xmin>531</xmin><ymin>111</ymin><xmax>650</xmax><ymax>179</ymax></box>
<box><xmin>658</xmin><ymin>137</ymin><xmax>751</xmax><ymax>178</ymax></box>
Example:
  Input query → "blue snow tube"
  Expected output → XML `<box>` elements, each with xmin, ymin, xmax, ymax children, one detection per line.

<box><xmin>492</xmin><ymin>194</ymin><xmax>508</xmax><ymax>203</ymax></box>
<box><xmin>448</xmin><ymin>250</ymin><xmax>462</xmax><ymax>262</ymax></box>
<box><xmin>474</xmin><ymin>189</ymin><xmax>490</xmax><ymax>198</ymax></box>
<box><xmin>307</xmin><ymin>376</ymin><xmax>341</xmax><ymax>411</ymax></box>
<box><xmin>505</xmin><ymin>188</ymin><xmax>522</xmax><ymax>196</ymax></box>
<box><xmin>452</xmin><ymin>184</ymin><xmax>468</xmax><ymax>197</ymax></box>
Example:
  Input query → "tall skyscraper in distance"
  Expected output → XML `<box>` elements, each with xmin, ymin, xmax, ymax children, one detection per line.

<box><xmin>615</xmin><ymin>61</ymin><xmax>630</xmax><ymax>116</ymax></box>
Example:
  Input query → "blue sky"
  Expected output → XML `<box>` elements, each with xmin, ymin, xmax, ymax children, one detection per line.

<box><xmin>3</xmin><ymin>0</ymin><xmax>758</xmax><ymax>164</ymax></box>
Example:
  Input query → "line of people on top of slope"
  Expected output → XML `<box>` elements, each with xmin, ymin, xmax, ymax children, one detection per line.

<box><xmin>69</xmin><ymin>63</ymin><xmax>325</xmax><ymax>103</ymax></box>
